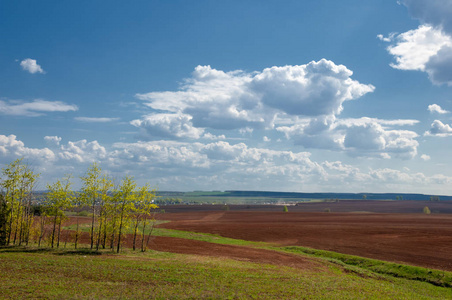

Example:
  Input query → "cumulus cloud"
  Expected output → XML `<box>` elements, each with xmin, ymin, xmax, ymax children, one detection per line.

<box><xmin>74</xmin><ymin>117</ymin><xmax>120</xmax><ymax>123</ymax></box>
<box><xmin>0</xmin><ymin>99</ymin><xmax>78</xmax><ymax>116</ymax></box>
<box><xmin>131</xmin><ymin>113</ymin><xmax>205</xmax><ymax>140</ymax></box>
<box><xmin>424</xmin><ymin>120</ymin><xmax>452</xmax><ymax>136</ymax></box>
<box><xmin>1</xmin><ymin>134</ymin><xmax>452</xmax><ymax>193</ymax></box>
<box><xmin>400</xmin><ymin>0</ymin><xmax>452</xmax><ymax>33</ymax></box>
<box><xmin>421</xmin><ymin>154</ymin><xmax>431</xmax><ymax>161</ymax></box>
<box><xmin>0</xmin><ymin>134</ymin><xmax>54</xmax><ymax>162</ymax></box>
<box><xmin>385</xmin><ymin>25</ymin><xmax>451</xmax><ymax>71</ymax></box>
<box><xmin>249</xmin><ymin>60</ymin><xmax>375</xmax><ymax>116</ymax></box>
<box><xmin>428</xmin><ymin>104</ymin><xmax>449</xmax><ymax>114</ymax></box>
<box><xmin>44</xmin><ymin>136</ymin><xmax>62</xmax><ymax>146</ymax></box>
<box><xmin>135</xmin><ymin>60</ymin><xmax>374</xmax><ymax>132</ymax></box>
<box><xmin>381</xmin><ymin>1</ymin><xmax>452</xmax><ymax>85</ymax></box>
<box><xmin>20</xmin><ymin>58</ymin><xmax>45</xmax><ymax>74</ymax></box>
<box><xmin>58</xmin><ymin>139</ymin><xmax>107</xmax><ymax>163</ymax></box>
<box><xmin>277</xmin><ymin>117</ymin><xmax>419</xmax><ymax>159</ymax></box>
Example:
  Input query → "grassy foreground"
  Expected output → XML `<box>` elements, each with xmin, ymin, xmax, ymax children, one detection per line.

<box><xmin>1</xmin><ymin>247</ymin><xmax>451</xmax><ymax>299</ymax></box>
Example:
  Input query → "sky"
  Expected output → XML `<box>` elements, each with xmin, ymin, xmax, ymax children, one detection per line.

<box><xmin>1</xmin><ymin>0</ymin><xmax>452</xmax><ymax>194</ymax></box>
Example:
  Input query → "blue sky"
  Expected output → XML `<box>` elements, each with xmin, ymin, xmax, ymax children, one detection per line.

<box><xmin>1</xmin><ymin>0</ymin><xmax>452</xmax><ymax>194</ymax></box>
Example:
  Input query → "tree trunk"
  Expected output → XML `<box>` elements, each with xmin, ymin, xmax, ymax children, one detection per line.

<box><xmin>57</xmin><ymin>218</ymin><xmax>61</xmax><ymax>248</ymax></box>
<box><xmin>141</xmin><ymin>218</ymin><xmax>147</xmax><ymax>252</ymax></box>
<box><xmin>51</xmin><ymin>213</ymin><xmax>57</xmax><ymax>248</ymax></box>
<box><xmin>74</xmin><ymin>218</ymin><xmax>79</xmax><ymax>249</ymax></box>
<box><xmin>132</xmin><ymin>216</ymin><xmax>140</xmax><ymax>251</ymax></box>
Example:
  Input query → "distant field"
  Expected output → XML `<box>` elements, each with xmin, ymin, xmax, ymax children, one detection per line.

<box><xmin>159</xmin><ymin>200</ymin><xmax>452</xmax><ymax>214</ymax></box>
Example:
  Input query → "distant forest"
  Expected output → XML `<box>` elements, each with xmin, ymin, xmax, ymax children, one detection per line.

<box><xmin>156</xmin><ymin>190</ymin><xmax>452</xmax><ymax>201</ymax></box>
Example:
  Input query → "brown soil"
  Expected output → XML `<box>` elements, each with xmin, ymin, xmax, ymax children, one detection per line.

<box><xmin>159</xmin><ymin>210</ymin><xmax>452</xmax><ymax>271</ymax></box>
<box><xmin>67</xmin><ymin>224</ymin><xmax>323</xmax><ymax>272</ymax></box>
<box><xmin>61</xmin><ymin>202</ymin><xmax>452</xmax><ymax>271</ymax></box>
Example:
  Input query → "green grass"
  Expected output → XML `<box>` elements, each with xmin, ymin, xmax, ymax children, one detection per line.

<box><xmin>152</xmin><ymin>228</ymin><xmax>268</xmax><ymax>247</ymax></box>
<box><xmin>64</xmin><ymin>220</ymin><xmax>267</xmax><ymax>247</ymax></box>
<box><xmin>282</xmin><ymin>246</ymin><xmax>452</xmax><ymax>288</ymax></box>
<box><xmin>0</xmin><ymin>247</ymin><xmax>451</xmax><ymax>299</ymax></box>
<box><xmin>60</xmin><ymin>218</ymin><xmax>452</xmax><ymax>296</ymax></box>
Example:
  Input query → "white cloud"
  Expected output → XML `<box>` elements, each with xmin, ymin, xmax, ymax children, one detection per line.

<box><xmin>385</xmin><ymin>25</ymin><xmax>452</xmax><ymax>71</ymax></box>
<box><xmin>20</xmin><ymin>58</ymin><xmax>45</xmax><ymax>74</ymax></box>
<box><xmin>59</xmin><ymin>139</ymin><xmax>107</xmax><ymax>163</ymax></box>
<box><xmin>428</xmin><ymin>104</ymin><xmax>449</xmax><ymax>114</ymax></box>
<box><xmin>424</xmin><ymin>120</ymin><xmax>452</xmax><ymax>136</ymax></box>
<box><xmin>263</xmin><ymin>136</ymin><xmax>271</xmax><ymax>142</ymax></box>
<box><xmin>421</xmin><ymin>154</ymin><xmax>431</xmax><ymax>161</ymax></box>
<box><xmin>0</xmin><ymin>99</ymin><xmax>78</xmax><ymax>117</ymax></box>
<box><xmin>131</xmin><ymin>113</ymin><xmax>205</xmax><ymax>140</ymax></box>
<box><xmin>382</xmin><ymin>1</ymin><xmax>452</xmax><ymax>85</ymax></box>
<box><xmin>202</xmin><ymin>132</ymin><xmax>226</xmax><ymax>140</ymax></box>
<box><xmin>136</xmin><ymin>61</ymin><xmax>374</xmax><ymax>131</ymax></box>
<box><xmin>277</xmin><ymin>117</ymin><xmax>419</xmax><ymax>159</ymax></box>
<box><xmin>1</xmin><ymin>134</ymin><xmax>452</xmax><ymax>193</ymax></box>
<box><xmin>74</xmin><ymin>117</ymin><xmax>120</xmax><ymax>123</ymax></box>
<box><xmin>44</xmin><ymin>136</ymin><xmax>62</xmax><ymax>146</ymax></box>
<box><xmin>0</xmin><ymin>134</ymin><xmax>55</xmax><ymax>162</ymax></box>
<box><xmin>377</xmin><ymin>33</ymin><xmax>397</xmax><ymax>42</ymax></box>
<box><xmin>249</xmin><ymin>59</ymin><xmax>375</xmax><ymax>116</ymax></box>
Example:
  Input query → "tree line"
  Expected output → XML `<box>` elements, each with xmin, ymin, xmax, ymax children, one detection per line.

<box><xmin>0</xmin><ymin>159</ymin><xmax>158</xmax><ymax>253</ymax></box>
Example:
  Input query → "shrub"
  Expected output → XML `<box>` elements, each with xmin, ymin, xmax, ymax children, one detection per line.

<box><xmin>423</xmin><ymin>206</ymin><xmax>431</xmax><ymax>215</ymax></box>
<box><xmin>77</xmin><ymin>210</ymin><xmax>89</xmax><ymax>217</ymax></box>
<box><xmin>283</xmin><ymin>205</ymin><xmax>288</xmax><ymax>212</ymax></box>
<box><xmin>324</xmin><ymin>208</ymin><xmax>331</xmax><ymax>213</ymax></box>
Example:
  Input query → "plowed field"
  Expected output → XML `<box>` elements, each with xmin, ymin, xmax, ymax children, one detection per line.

<box><xmin>159</xmin><ymin>209</ymin><xmax>452</xmax><ymax>271</ymax></box>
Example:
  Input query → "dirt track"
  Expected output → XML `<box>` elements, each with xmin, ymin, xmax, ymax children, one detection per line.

<box><xmin>159</xmin><ymin>210</ymin><xmax>452</xmax><ymax>271</ymax></box>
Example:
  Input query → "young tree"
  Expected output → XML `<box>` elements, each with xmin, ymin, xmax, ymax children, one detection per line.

<box><xmin>79</xmin><ymin>163</ymin><xmax>102</xmax><ymax>249</ymax></box>
<box><xmin>95</xmin><ymin>174</ymin><xmax>114</xmax><ymax>250</ymax></box>
<box><xmin>116</xmin><ymin>176</ymin><xmax>136</xmax><ymax>253</ymax></box>
<box><xmin>0</xmin><ymin>194</ymin><xmax>9</xmax><ymax>246</ymax></box>
<box><xmin>132</xmin><ymin>184</ymin><xmax>158</xmax><ymax>251</ymax></box>
<box><xmin>0</xmin><ymin>158</ymin><xmax>39</xmax><ymax>246</ymax></box>
<box><xmin>46</xmin><ymin>175</ymin><xmax>74</xmax><ymax>248</ymax></box>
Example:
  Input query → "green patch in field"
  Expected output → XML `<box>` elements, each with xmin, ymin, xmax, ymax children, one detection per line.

<box><xmin>282</xmin><ymin>246</ymin><xmax>452</xmax><ymax>288</ymax></box>
<box><xmin>152</xmin><ymin>228</ymin><xmax>269</xmax><ymax>247</ymax></box>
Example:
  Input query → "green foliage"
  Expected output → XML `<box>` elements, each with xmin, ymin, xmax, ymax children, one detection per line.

<box><xmin>76</xmin><ymin>210</ymin><xmax>89</xmax><ymax>217</ymax></box>
<box><xmin>0</xmin><ymin>158</ymin><xmax>39</xmax><ymax>246</ymax></box>
<box><xmin>45</xmin><ymin>175</ymin><xmax>74</xmax><ymax>248</ymax></box>
<box><xmin>283</xmin><ymin>205</ymin><xmax>288</xmax><ymax>212</ymax></box>
<box><xmin>0</xmin><ymin>194</ymin><xmax>10</xmax><ymax>246</ymax></box>
<box><xmin>423</xmin><ymin>206</ymin><xmax>431</xmax><ymax>214</ymax></box>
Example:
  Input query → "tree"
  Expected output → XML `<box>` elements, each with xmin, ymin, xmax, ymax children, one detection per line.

<box><xmin>423</xmin><ymin>206</ymin><xmax>431</xmax><ymax>215</ymax></box>
<box><xmin>136</xmin><ymin>184</ymin><xmax>158</xmax><ymax>252</ymax></box>
<box><xmin>0</xmin><ymin>158</ymin><xmax>39</xmax><ymax>246</ymax></box>
<box><xmin>95</xmin><ymin>174</ymin><xmax>114</xmax><ymax>250</ymax></box>
<box><xmin>0</xmin><ymin>194</ymin><xmax>9</xmax><ymax>246</ymax></box>
<box><xmin>79</xmin><ymin>163</ymin><xmax>102</xmax><ymax>249</ymax></box>
<box><xmin>116</xmin><ymin>176</ymin><xmax>136</xmax><ymax>253</ymax></box>
<box><xmin>283</xmin><ymin>205</ymin><xmax>288</xmax><ymax>212</ymax></box>
<box><xmin>46</xmin><ymin>175</ymin><xmax>74</xmax><ymax>248</ymax></box>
